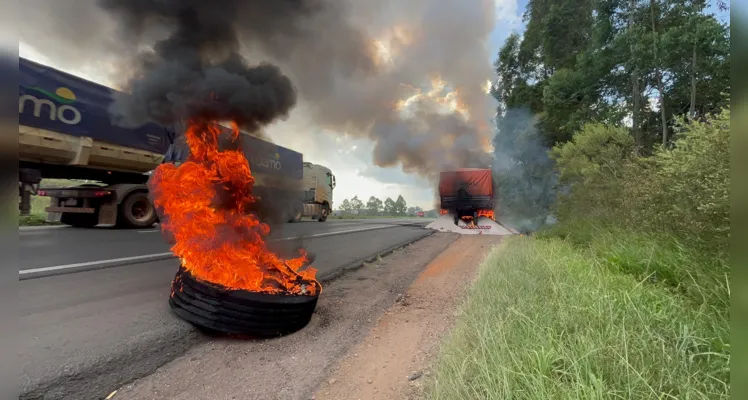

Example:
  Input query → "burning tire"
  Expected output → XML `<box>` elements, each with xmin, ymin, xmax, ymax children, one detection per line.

<box><xmin>169</xmin><ymin>266</ymin><xmax>320</xmax><ymax>337</ymax></box>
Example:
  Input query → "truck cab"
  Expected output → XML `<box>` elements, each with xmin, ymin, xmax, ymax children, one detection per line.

<box><xmin>299</xmin><ymin>162</ymin><xmax>336</xmax><ymax>222</ymax></box>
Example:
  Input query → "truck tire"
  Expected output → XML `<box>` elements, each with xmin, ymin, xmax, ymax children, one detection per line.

<box><xmin>317</xmin><ymin>207</ymin><xmax>329</xmax><ymax>222</ymax></box>
<box><xmin>118</xmin><ymin>191</ymin><xmax>157</xmax><ymax>228</ymax></box>
<box><xmin>61</xmin><ymin>212</ymin><xmax>98</xmax><ymax>228</ymax></box>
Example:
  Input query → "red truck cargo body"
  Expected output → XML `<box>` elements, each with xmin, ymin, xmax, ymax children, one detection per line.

<box><xmin>438</xmin><ymin>168</ymin><xmax>495</xmax><ymax>219</ymax></box>
<box><xmin>438</xmin><ymin>169</ymin><xmax>493</xmax><ymax>198</ymax></box>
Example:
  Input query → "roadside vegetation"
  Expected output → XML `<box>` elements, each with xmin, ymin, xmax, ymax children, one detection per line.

<box><xmin>333</xmin><ymin>194</ymin><xmax>438</xmax><ymax>218</ymax></box>
<box><xmin>430</xmin><ymin>0</ymin><xmax>730</xmax><ymax>398</ymax></box>
<box><xmin>430</xmin><ymin>111</ymin><xmax>730</xmax><ymax>399</ymax></box>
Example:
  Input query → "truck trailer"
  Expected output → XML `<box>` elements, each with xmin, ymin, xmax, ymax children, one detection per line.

<box><xmin>438</xmin><ymin>168</ymin><xmax>495</xmax><ymax>226</ymax></box>
<box><xmin>18</xmin><ymin>57</ymin><xmax>335</xmax><ymax>228</ymax></box>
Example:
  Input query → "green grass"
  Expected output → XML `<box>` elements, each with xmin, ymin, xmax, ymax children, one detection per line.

<box><xmin>428</xmin><ymin>235</ymin><xmax>730</xmax><ymax>399</ymax></box>
<box><xmin>536</xmin><ymin>219</ymin><xmax>730</xmax><ymax>309</ymax></box>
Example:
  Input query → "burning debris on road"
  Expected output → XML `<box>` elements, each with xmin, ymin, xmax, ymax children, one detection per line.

<box><xmin>96</xmin><ymin>0</ymin><xmax>324</xmax><ymax>335</ymax></box>
<box><xmin>154</xmin><ymin>121</ymin><xmax>321</xmax><ymax>336</ymax></box>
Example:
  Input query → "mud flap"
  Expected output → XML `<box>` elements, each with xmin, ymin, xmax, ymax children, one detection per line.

<box><xmin>98</xmin><ymin>204</ymin><xmax>117</xmax><ymax>225</ymax></box>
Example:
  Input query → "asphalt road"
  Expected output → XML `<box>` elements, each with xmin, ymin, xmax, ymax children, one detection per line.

<box><xmin>18</xmin><ymin>218</ymin><xmax>434</xmax><ymax>400</ymax></box>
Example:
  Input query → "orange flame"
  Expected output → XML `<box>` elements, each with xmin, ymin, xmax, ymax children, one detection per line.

<box><xmin>151</xmin><ymin>120</ymin><xmax>319</xmax><ymax>296</ymax></box>
<box><xmin>477</xmin><ymin>209</ymin><xmax>495</xmax><ymax>221</ymax></box>
<box><xmin>440</xmin><ymin>209</ymin><xmax>449</xmax><ymax>215</ymax></box>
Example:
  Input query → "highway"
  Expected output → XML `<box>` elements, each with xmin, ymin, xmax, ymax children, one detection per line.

<box><xmin>19</xmin><ymin>218</ymin><xmax>434</xmax><ymax>400</ymax></box>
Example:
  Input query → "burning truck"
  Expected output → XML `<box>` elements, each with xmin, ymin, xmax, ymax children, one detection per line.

<box><xmin>439</xmin><ymin>168</ymin><xmax>495</xmax><ymax>225</ymax></box>
<box><xmin>427</xmin><ymin>168</ymin><xmax>513</xmax><ymax>235</ymax></box>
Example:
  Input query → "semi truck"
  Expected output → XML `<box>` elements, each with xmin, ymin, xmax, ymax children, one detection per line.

<box><xmin>438</xmin><ymin>168</ymin><xmax>495</xmax><ymax>225</ymax></box>
<box><xmin>18</xmin><ymin>57</ymin><xmax>335</xmax><ymax>228</ymax></box>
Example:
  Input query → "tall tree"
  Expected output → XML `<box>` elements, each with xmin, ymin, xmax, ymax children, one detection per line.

<box><xmin>383</xmin><ymin>197</ymin><xmax>396</xmax><ymax>215</ymax></box>
<box><xmin>366</xmin><ymin>196</ymin><xmax>383</xmax><ymax>216</ymax></box>
<box><xmin>350</xmin><ymin>195</ymin><xmax>364</xmax><ymax>214</ymax></box>
<box><xmin>394</xmin><ymin>195</ymin><xmax>407</xmax><ymax>216</ymax></box>
<box><xmin>648</xmin><ymin>0</ymin><xmax>668</xmax><ymax>145</ymax></box>
<box><xmin>629</xmin><ymin>0</ymin><xmax>643</xmax><ymax>149</ymax></box>
<box><xmin>339</xmin><ymin>198</ymin><xmax>352</xmax><ymax>213</ymax></box>
<box><xmin>494</xmin><ymin>0</ymin><xmax>729</xmax><ymax>152</ymax></box>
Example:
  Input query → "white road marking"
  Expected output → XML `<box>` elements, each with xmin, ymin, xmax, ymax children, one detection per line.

<box><xmin>19</xmin><ymin>252</ymin><xmax>174</xmax><ymax>278</ymax></box>
<box><xmin>19</xmin><ymin>225</ymin><xmax>68</xmax><ymax>231</ymax></box>
<box><xmin>18</xmin><ymin>224</ymin><xmax>402</xmax><ymax>278</ymax></box>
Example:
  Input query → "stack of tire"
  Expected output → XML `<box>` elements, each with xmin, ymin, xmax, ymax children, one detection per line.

<box><xmin>169</xmin><ymin>267</ymin><xmax>320</xmax><ymax>337</ymax></box>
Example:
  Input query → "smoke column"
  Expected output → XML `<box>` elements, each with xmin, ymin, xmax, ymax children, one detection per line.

<box><xmin>20</xmin><ymin>0</ymin><xmax>499</xmax><ymax>185</ymax></box>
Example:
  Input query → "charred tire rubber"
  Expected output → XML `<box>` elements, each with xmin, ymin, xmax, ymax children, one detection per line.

<box><xmin>169</xmin><ymin>267</ymin><xmax>320</xmax><ymax>337</ymax></box>
<box><xmin>118</xmin><ymin>191</ymin><xmax>157</xmax><ymax>228</ymax></box>
<box><xmin>60</xmin><ymin>212</ymin><xmax>98</xmax><ymax>228</ymax></box>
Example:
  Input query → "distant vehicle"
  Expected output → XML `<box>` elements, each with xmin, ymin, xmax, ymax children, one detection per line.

<box><xmin>18</xmin><ymin>57</ymin><xmax>335</xmax><ymax>228</ymax></box>
<box><xmin>438</xmin><ymin>168</ymin><xmax>495</xmax><ymax>225</ymax></box>
<box><xmin>416</xmin><ymin>211</ymin><xmax>425</xmax><ymax>217</ymax></box>
<box><xmin>296</xmin><ymin>162</ymin><xmax>335</xmax><ymax>222</ymax></box>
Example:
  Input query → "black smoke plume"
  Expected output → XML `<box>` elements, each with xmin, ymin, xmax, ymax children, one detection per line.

<box><xmin>99</xmin><ymin>0</ymin><xmax>298</xmax><ymax>131</ymax></box>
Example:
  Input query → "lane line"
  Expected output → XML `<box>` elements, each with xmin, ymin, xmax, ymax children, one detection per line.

<box><xmin>19</xmin><ymin>253</ymin><xmax>174</xmax><ymax>280</ymax></box>
<box><xmin>19</xmin><ymin>225</ymin><xmax>68</xmax><ymax>231</ymax></box>
<box><xmin>272</xmin><ymin>224</ymin><xmax>392</xmax><ymax>241</ymax></box>
<box><xmin>19</xmin><ymin>224</ymin><xmax>407</xmax><ymax>280</ymax></box>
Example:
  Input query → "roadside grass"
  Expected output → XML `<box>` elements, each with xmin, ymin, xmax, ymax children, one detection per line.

<box><xmin>429</xmin><ymin>235</ymin><xmax>730</xmax><ymax>399</ymax></box>
<box><xmin>536</xmin><ymin>219</ymin><xmax>730</xmax><ymax>310</ymax></box>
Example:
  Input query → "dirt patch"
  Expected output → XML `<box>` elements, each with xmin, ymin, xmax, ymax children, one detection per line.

<box><xmin>314</xmin><ymin>235</ymin><xmax>502</xmax><ymax>400</ymax></box>
<box><xmin>108</xmin><ymin>232</ymin><xmax>459</xmax><ymax>400</ymax></box>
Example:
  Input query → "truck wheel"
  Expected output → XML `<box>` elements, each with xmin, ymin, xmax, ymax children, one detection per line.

<box><xmin>317</xmin><ymin>207</ymin><xmax>329</xmax><ymax>222</ymax></box>
<box><xmin>61</xmin><ymin>212</ymin><xmax>98</xmax><ymax>228</ymax></box>
<box><xmin>118</xmin><ymin>191</ymin><xmax>157</xmax><ymax>228</ymax></box>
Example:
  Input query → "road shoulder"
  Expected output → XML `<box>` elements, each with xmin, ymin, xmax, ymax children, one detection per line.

<box><xmin>314</xmin><ymin>235</ymin><xmax>502</xmax><ymax>400</ymax></box>
<box><xmin>108</xmin><ymin>232</ymin><xmax>459</xmax><ymax>400</ymax></box>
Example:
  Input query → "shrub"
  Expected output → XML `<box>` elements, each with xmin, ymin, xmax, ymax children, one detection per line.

<box><xmin>549</xmin><ymin>109</ymin><xmax>730</xmax><ymax>255</ymax></box>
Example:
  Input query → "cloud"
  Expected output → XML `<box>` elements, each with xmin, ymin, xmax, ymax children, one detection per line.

<box><xmin>495</xmin><ymin>0</ymin><xmax>520</xmax><ymax>24</ymax></box>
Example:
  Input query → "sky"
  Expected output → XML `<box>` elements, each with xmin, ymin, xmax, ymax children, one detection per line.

<box><xmin>18</xmin><ymin>0</ymin><xmax>527</xmax><ymax>211</ymax></box>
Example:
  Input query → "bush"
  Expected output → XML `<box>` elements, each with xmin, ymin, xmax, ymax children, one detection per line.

<box><xmin>550</xmin><ymin>109</ymin><xmax>730</xmax><ymax>255</ymax></box>
<box><xmin>550</xmin><ymin>123</ymin><xmax>636</xmax><ymax>221</ymax></box>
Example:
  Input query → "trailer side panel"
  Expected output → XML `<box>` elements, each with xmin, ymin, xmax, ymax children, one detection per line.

<box><xmin>19</xmin><ymin>57</ymin><xmax>171</xmax><ymax>155</ymax></box>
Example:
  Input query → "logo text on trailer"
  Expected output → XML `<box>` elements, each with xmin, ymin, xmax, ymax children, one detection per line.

<box><xmin>254</xmin><ymin>152</ymin><xmax>282</xmax><ymax>170</ymax></box>
<box><xmin>19</xmin><ymin>87</ymin><xmax>82</xmax><ymax>125</ymax></box>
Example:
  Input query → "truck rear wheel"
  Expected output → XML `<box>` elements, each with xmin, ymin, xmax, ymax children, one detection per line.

<box><xmin>61</xmin><ymin>212</ymin><xmax>98</xmax><ymax>228</ymax></box>
<box><xmin>118</xmin><ymin>191</ymin><xmax>157</xmax><ymax>228</ymax></box>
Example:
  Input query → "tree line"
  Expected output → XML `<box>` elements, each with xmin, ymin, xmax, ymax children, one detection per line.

<box><xmin>335</xmin><ymin>195</ymin><xmax>436</xmax><ymax>217</ymax></box>
<box><xmin>491</xmin><ymin>0</ymin><xmax>730</xmax><ymax>233</ymax></box>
